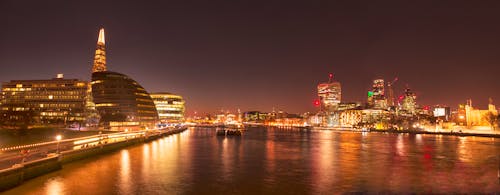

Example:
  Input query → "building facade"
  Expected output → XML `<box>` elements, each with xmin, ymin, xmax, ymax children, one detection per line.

<box><xmin>150</xmin><ymin>92</ymin><xmax>185</xmax><ymax>123</ymax></box>
<box><xmin>0</xmin><ymin>75</ymin><xmax>88</xmax><ymax>127</ymax></box>
<box><xmin>92</xmin><ymin>28</ymin><xmax>107</xmax><ymax>73</ymax></box>
<box><xmin>91</xmin><ymin>71</ymin><xmax>158</xmax><ymax>129</ymax></box>
<box><xmin>369</xmin><ymin>79</ymin><xmax>387</xmax><ymax>109</ymax></box>
<box><xmin>400</xmin><ymin>87</ymin><xmax>417</xmax><ymax>115</ymax></box>
<box><xmin>461</xmin><ymin>99</ymin><xmax>498</xmax><ymax>129</ymax></box>
<box><xmin>317</xmin><ymin>74</ymin><xmax>341</xmax><ymax>112</ymax></box>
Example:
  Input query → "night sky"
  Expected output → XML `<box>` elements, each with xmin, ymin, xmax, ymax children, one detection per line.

<box><xmin>1</xmin><ymin>0</ymin><xmax>499</xmax><ymax>114</ymax></box>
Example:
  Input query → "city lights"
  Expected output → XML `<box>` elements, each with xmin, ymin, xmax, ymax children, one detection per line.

<box><xmin>0</xmin><ymin>1</ymin><xmax>500</xmax><ymax>193</ymax></box>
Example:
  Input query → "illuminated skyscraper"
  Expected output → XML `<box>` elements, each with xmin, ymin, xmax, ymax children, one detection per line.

<box><xmin>92</xmin><ymin>28</ymin><xmax>107</xmax><ymax>73</ymax></box>
<box><xmin>317</xmin><ymin>73</ymin><xmax>341</xmax><ymax>111</ymax></box>
<box><xmin>367</xmin><ymin>79</ymin><xmax>387</xmax><ymax>109</ymax></box>
<box><xmin>400</xmin><ymin>87</ymin><xmax>417</xmax><ymax>115</ymax></box>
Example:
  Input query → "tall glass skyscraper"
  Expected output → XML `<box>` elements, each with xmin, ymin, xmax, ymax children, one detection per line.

<box><xmin>92</xmin><ymin>28</ymin><xmax>107</xmax><ymax>73</ymax></box>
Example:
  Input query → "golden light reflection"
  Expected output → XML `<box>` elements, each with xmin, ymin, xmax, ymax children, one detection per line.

<box><xmin>142</xmin><ymin>144</ymin><xmax>150</xmax><ymax>175</ymax></box>
<box><xmin>119</xmin><ymin>150</ymin><xmax>131</xmax><ymax>194</ymax></box>
<box><xmin>396</xmin><ymin>134</ymin><xmax>405</xmax><ymax>156</ymax></box>
<box><xmin>457</xmin><ymin>137</ymin><xmax>472</xmax><ymax>162</ymax></box>
<box><xmin>312</xmin><ymin>131</ymin><xmax>336</xmax><ymax>193</ymax></box>
<box><xmin>45</xmin><ymin>177</ymin><xmax>63</xmax><ymax>195</ymax></box>
<box><xmin>221</xmin><ymin>137</ymin><xmax>232</xmax><ymax>180</ymax></box>
<box><xmin>151</xmin><ymin>141</ymin><xmax>158</xmax><ymax>162</ymax></box>
<box><xmin>415</xmin><ymin>134</ymin><xmax>422</xmax><ymax>145</ymax></box>
<box><xmin>265</xmin><ymin>139</ymin><xmax>276</xmax><ymax>183</ymax></box>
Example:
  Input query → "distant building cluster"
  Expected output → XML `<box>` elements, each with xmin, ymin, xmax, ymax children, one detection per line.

<box><xmin>185</xmin><ymin>72</ymin><xmax>499</xmax><ymax>131</ymax></box>
<box><xmin>310</xmin><ymin>74</ymin><xmax>499</xmax><ymax>131</ymax></box>
<box><xmin>0</xmin><ymin>28</ymin><xmax>185</xmax><ymax>130</ymax></box>
<box><xmin>186</xmin><ymin>108</ymin><xmax>305</xmax><ymax>128</ymax></box>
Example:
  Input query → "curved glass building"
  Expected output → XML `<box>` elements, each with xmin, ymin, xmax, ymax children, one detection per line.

<box><xmin>91</xmin><ymin>71</ymin><xmax>158</xmax><ymax>130</ymax></box>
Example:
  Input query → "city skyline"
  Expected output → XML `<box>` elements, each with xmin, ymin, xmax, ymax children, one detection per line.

<box><xmin>1</xmin><ymin>1</ymin><xmax>500</xmax><ymax>114</ymax></box>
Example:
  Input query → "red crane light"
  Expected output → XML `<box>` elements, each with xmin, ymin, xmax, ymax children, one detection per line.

<box><xmin>313</xmin><ymin>99</ymin><xmax>320</xmax><ymax>107</ymax></box>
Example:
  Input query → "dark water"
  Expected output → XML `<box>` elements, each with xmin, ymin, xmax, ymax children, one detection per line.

<box><xmin>5</xmin><ymin>127</ymin><xmax>500</xmax><ymax>194</ymax></box>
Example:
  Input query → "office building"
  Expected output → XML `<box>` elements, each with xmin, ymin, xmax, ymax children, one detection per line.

<box><xmin>150</xmin><ymin>92</ymin><xmax>185</xmax><ymax>123</ymax></box>
<box><xmin>0</xmin><ymin>74</ymin><xmax>88</xmax><ymax>127</ymax></box>
<box><xmin>317</xmin><ymin>73</ymin><xmax>341</xmax><ymax>111</ymax></box>
<box><xmin>369</xmin><ymin>79</ymin><xmax>387</xmax><ymax>109</ymax></box>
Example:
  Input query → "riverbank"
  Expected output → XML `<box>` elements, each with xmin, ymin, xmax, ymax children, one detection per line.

<box><xmin>0</xmin><ymin>128</ymin><xmax>110</xmax><ymax>148</ymax></box>
<box><xmin>0</xmin><ymin>127</ymin><xmax>187</xmax><ymax>191</ymax></box>
<box><xmin>313</xmin><ymin>127</ymin><xmax>500</xmax><ymax>138</ymax></box>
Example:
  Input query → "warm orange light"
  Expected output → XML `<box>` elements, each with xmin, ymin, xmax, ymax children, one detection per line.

<box><xmin>98</xmin><ymin>28</ymin><xmax>105</xmax><ymax>44</ymax></box>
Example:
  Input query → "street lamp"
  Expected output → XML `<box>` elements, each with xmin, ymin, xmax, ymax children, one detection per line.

<box><xmin>56</xmin><ymin>135</ymin><xmax>62</xmax><ymax>154</ymax></box>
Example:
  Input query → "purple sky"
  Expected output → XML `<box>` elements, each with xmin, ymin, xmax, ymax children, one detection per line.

<box><xmin>1</xmin><ymin>0</ymin><xmax>499</xmax><ymax>115</ymax></box>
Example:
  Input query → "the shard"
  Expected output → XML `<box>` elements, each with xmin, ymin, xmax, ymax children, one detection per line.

<box><xmin>92</xmin><ymin>28</ymin><xmax>107</xmax><ymax>72</ymax></box>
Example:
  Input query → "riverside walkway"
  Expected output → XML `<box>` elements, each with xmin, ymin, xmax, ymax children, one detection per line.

<box><xmin>0</xmin><ymin>127</ymin><xmax>186</xmax><ymax>170</ymax></box>
<box><xmin>0</xmin><ymin>126</ymin><xmax>187</xmax><ymax>191</ymax></box>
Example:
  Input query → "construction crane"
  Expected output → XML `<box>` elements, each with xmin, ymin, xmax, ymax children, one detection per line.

<box><xmin>387</xmin><ymin>77</ymin><xmax>398</xmax><ymax>107</ymax></box>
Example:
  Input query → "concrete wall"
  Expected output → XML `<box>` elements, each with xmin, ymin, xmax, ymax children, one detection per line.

<box><xmin>0</xmin><ymin>166</ymin><xmax>24</xmax><ymax>191</ymax></box>
<box><xmin>22</xmin><ymin>156</ymin><xmax>61</xmax><ymax>180</ymax></box>
<box><xmin>0</xmin><ymin>156</ymin><xmax>61</xmax><ymax>191</ymax></box>
<box><xmin>60</xmin><ymin>138</ymin><xmax>142</xmax><ymax>164</ymax></box>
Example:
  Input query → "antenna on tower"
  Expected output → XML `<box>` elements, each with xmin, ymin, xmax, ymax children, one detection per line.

<box><xmin>328</xmin><ymin>73</ymin><xmax>333</xmax><ymax>83</ymax></box>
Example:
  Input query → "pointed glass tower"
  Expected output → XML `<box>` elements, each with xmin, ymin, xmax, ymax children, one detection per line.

<box><xmin>92</xmin><ymin>28</ymin><xmax>107</xmax><ymax>72</ymax></box>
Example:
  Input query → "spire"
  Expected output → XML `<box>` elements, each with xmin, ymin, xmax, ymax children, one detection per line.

<box><xmin>92</xmin><ymin>28</ymin><xmax>107</xmax><ymax>73</ymax></box>
<box><xmin>98</xmin><ymin>28</ymin><xmax>105</xmax><ymax>45</ymax></box>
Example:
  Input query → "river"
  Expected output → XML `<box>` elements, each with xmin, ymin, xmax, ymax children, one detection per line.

<box><xmin>4</xmin><ymin>127</ymin><xmax>500</xmax><ymax>194</ymax></box>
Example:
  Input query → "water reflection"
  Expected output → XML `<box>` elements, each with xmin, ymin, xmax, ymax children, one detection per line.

<box><xmin>118</xmin><ymin>150</ymin><xmax>131</xmax><ymax>194</ymax></box>
<box><xmin>45</xmin><ymin>177</ymin><xmax>63</xmax><ymax>195</ymax></box>
<box><xmin>311</xmin><ymin>131</ymin><xmax>335</xmax><ymax>194</ymax></box>
<box><xmin>5</xmin><ymin>127</ymin><xmax>500</xmax><ymax>194</ymax></box>
<box><xmin>396</xmin><ymin>134</ymin><xmax>405</xmax><ymax>156</ymax></box>
<box><xmin>265</xmin><ymin>138</ymin><xmax>275</xmax><ymax>185</ymax></box>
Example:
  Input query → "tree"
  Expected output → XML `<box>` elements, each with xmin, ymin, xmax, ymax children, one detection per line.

<box><xmin>484</xmin><ymin>112</ymin><xmax>498</xmax><ymax>130</ymax></box>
